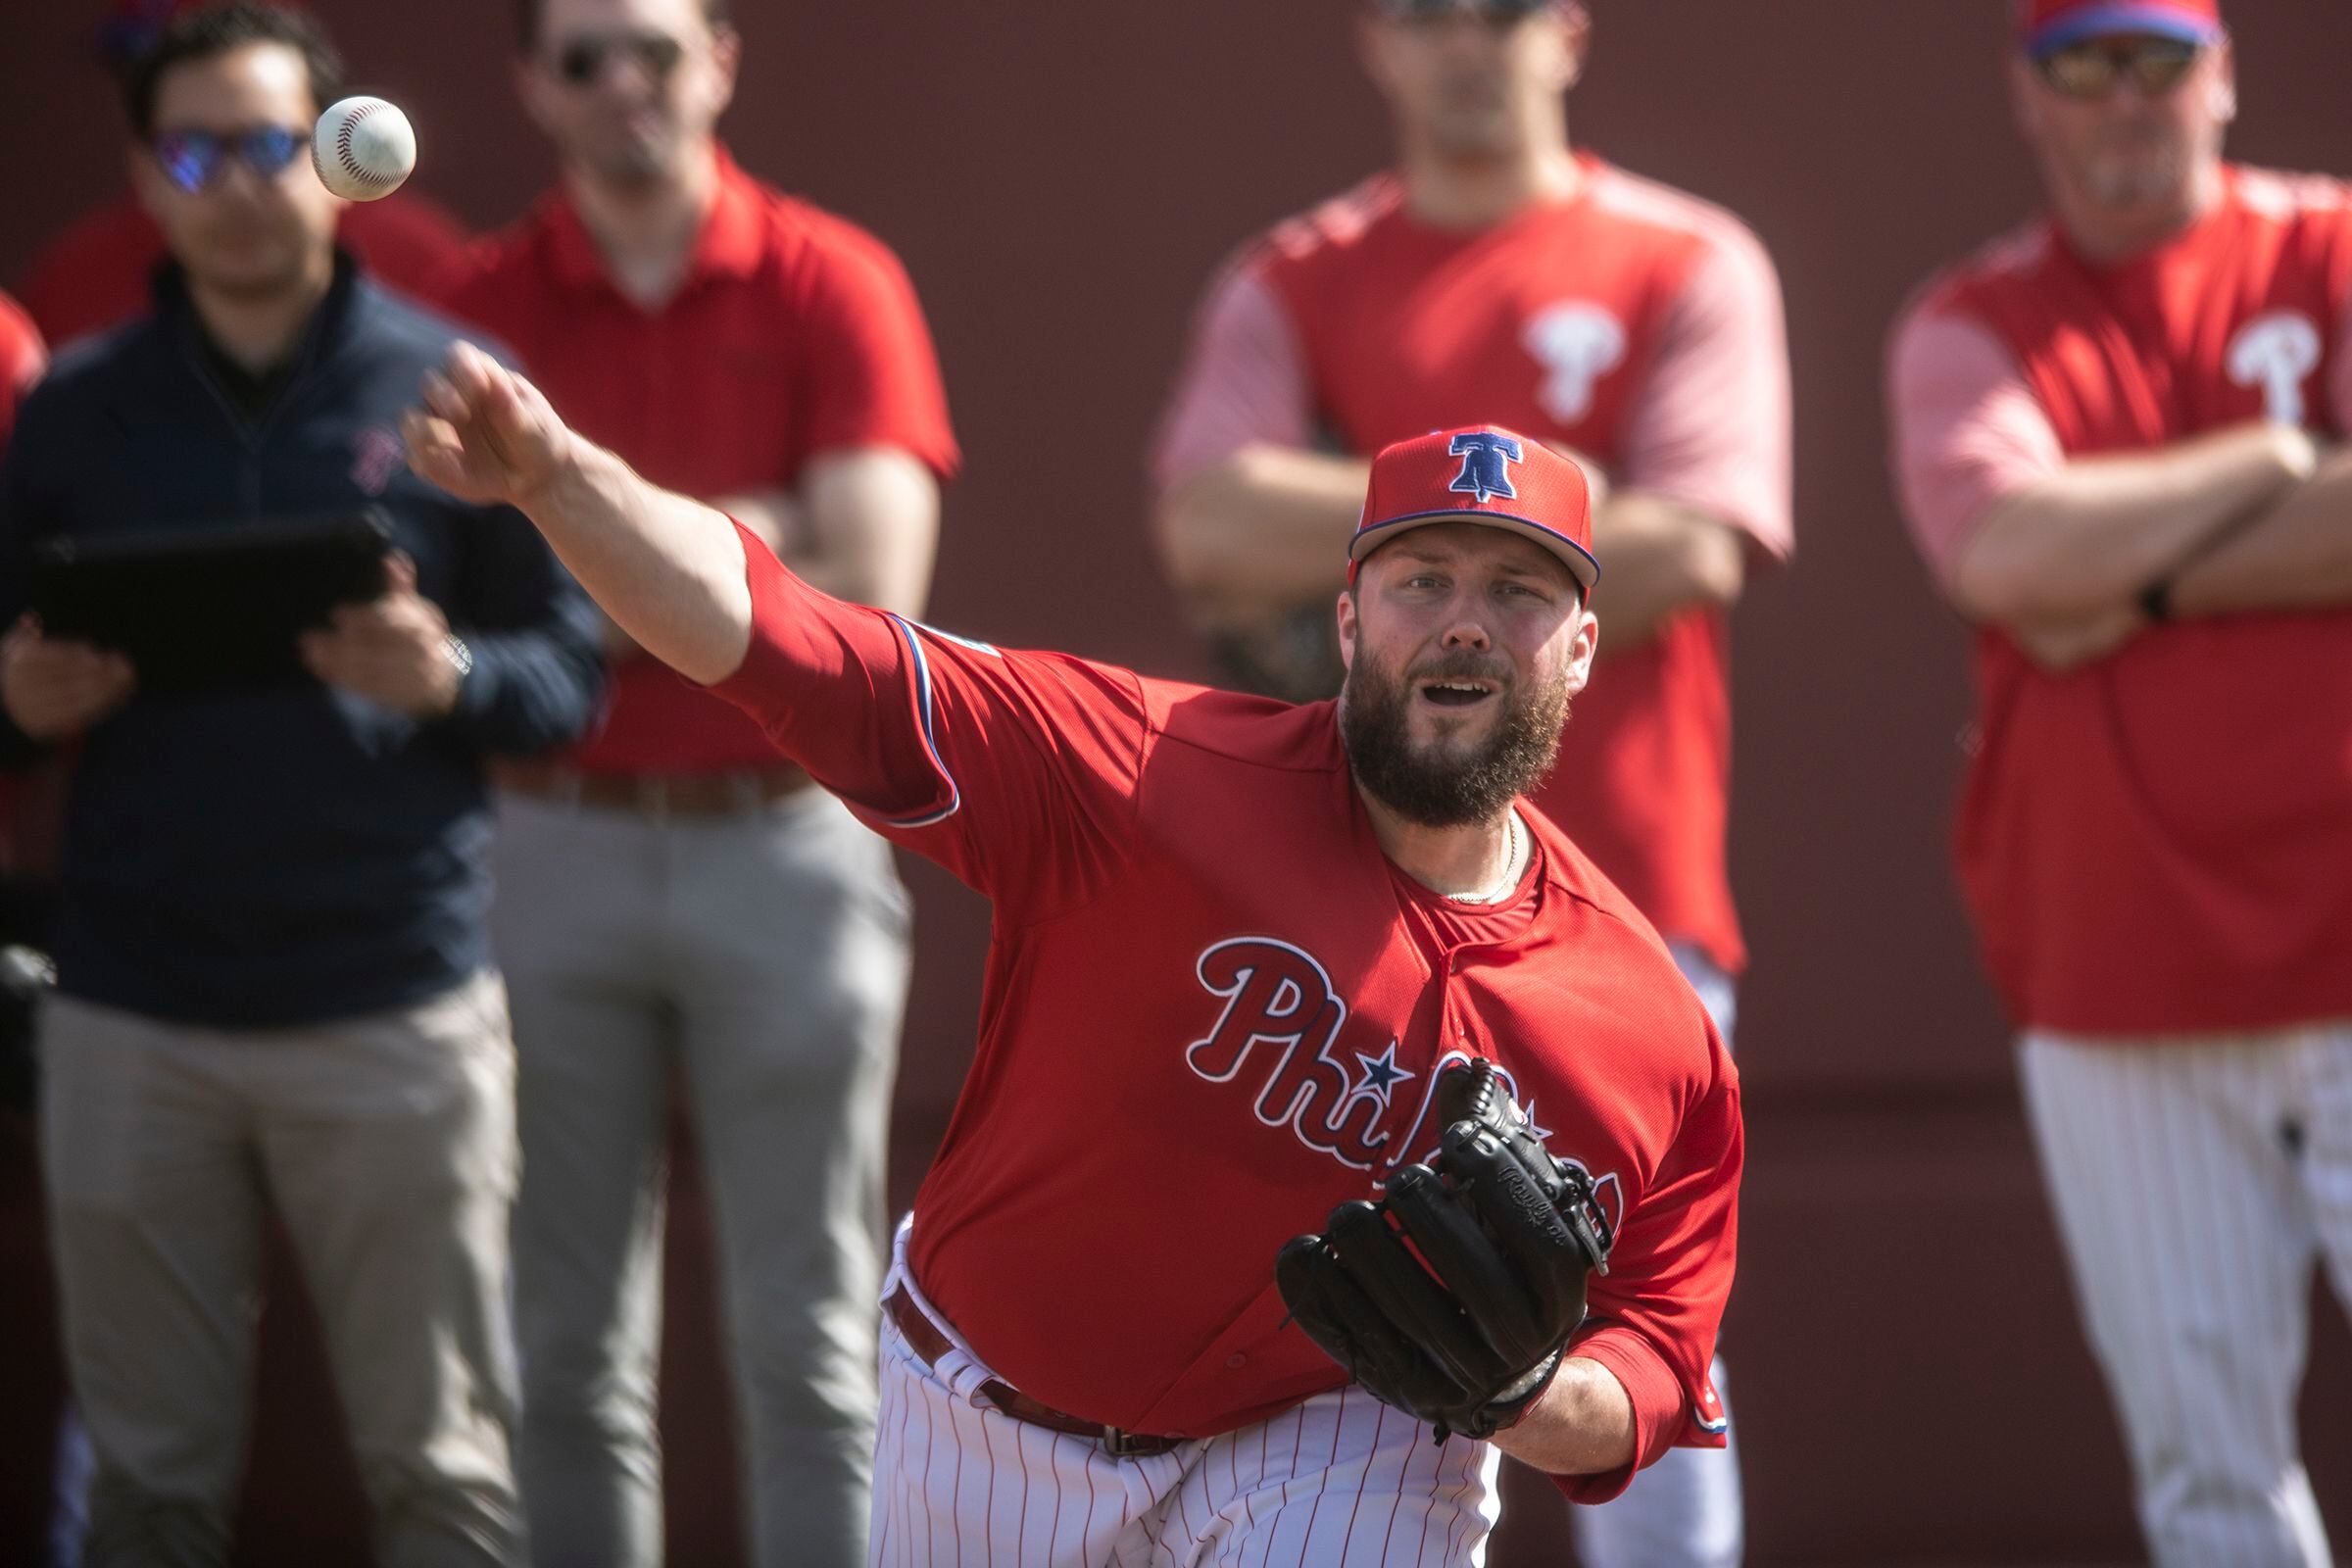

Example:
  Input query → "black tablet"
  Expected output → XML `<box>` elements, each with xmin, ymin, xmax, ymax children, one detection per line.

<box><xmin>26</xmin><ymin>511</ymin><xmax>395</xmax><ymax>694</ymax></box>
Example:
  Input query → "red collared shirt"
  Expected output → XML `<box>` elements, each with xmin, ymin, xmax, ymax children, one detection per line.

<box><xmin>14</xmin><ymin>191</ymin><xmax>466</xmax><ymax>349</ymax></box>
<box><xmin>440</xmin><ymin>148</ymin><xmax>959</xmax><ymax>775</ymax></box>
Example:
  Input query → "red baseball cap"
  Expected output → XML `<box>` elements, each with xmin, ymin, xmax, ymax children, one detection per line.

<box><xmin>1348</xmin><ymin>426</ymin><xmax>1598</xmax><ymax>595</ymax></box>
<box><xmin>2016</xmin><ymin>0</ymin><xmax>2224</xmax><ymax>57</ymax></box>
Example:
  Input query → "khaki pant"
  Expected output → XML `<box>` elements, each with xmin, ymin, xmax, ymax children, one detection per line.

<box><xmin>41</xmin><ymin>970</ymin><xmax>525</xmax><ymax>1568</ymax></box>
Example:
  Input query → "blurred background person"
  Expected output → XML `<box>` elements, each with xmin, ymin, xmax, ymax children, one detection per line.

<box><xmin>0</xmin><ymin>5</ymin><xmax>605</xmax><ymax>1563</ymax></box>
<box><xmin>436</xmin><ymin>0</ymin><xmax>955</xmax><ymax>1561</ymax></box>
<box><xmin>12</xmin><ymin>0</ymin><xmax>468</xmax><ymax>349</ymax></box>
<box><xmin>1152</xmin><ymin>1</ymin><xmax>1789</xmax><ymax>1562</ymax></box>
<box><xmin>1886</xmin><ymin>1</ymin><xmax>2352</xmax><ymax>1562</ymax></box>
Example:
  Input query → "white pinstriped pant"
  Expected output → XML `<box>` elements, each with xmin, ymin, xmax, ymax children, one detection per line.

<box><xmin>2019</xmin><ymin>1022</ymin><xmax>2352</xmax><ymax>1568</ymax></box>
<box><xmin>868</xmin><ymin>1239</ymin><xmax>1502</xmax><ymax>1566</ymax></box>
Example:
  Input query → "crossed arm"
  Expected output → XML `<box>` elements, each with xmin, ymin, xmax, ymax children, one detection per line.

<box><xmin>1945</xmin><ymin>420</ymin><xmax>2345</xmax><ymax>667</ymax></box>
<box><xmin>1893</xmin><ymin>309</ymin><xmax>2352</xmax><ymax>671</ymax></box>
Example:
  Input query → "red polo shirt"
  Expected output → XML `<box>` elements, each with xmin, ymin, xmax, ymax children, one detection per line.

<box><xmin>14</xmin><ymin>190</ymin><xmax>466</xmax><ymax>348</ymax></box>
<box><xmin>440</xmin><ymin>148</ymin><xmax>958</xmax><ymax>774</ymax></box>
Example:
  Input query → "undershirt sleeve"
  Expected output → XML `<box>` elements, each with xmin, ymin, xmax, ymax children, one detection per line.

<box><xmin>1886</xmin><ymin>304</ymin><xmax>2066</xmax><ymax>587</ymax></box>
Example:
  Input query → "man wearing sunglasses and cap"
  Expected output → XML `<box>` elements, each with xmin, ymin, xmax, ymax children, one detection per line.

<box><xmin>435</xmin><ymin>1</ymin><xmax>956</xmax><ymax>1563</ymax></box>
<box><xmin>401</xmin><ymin>323</ymin><xmax>1742</xmax><ymax>1563</ymax></box>
<box><xmin>1887</xmin><ymin>2</ymin><xmax>2352</xmax><ymax>1562</ymax></box>
<box><xmin>1152</xmin><ymin>2</ymin><xmax>1786</xmax><ymax>1559</ymax></box>
<box><xmin>0</xmin><ymin>5</ymin><xmax>607</xmax><ymax>1563</ymax></box>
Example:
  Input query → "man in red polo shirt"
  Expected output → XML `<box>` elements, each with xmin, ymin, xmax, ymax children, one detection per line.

<box><xmin>13</xmin><ymin>0</ymin><xmax>466</xmax><ymax>346</ymax></box>
<box><xmin>1152</xmin><ymin>2</ymin><xmax>1786</xmax><ymax>1561</ymax></box>
<box><xmin>1888</xmin><ymin>1</ymin><xmax>2352</xmax><ymax>1561</ymax></box>
<box><xmin>437</xmin><ymin>0</ymin><xmax>955</xmax><ymax>1563</ymax></box>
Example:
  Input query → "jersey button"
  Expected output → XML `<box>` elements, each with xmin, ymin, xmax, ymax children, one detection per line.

<box><xmin>1225</xmin><ymin>1353</ymin><xmax>1248</xmax><ymax>1370</ymax></box>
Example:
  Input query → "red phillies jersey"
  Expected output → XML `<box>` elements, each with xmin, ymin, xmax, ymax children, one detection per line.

<box><xmin>0</xmin><ymin>289</ymin><xmax>44</xmax><ymax>451</ymax></box>
<box><xmin>442</xmin><ymin>148</ymin><xmax>958</xmax><ymax>775</ymax></box>
<box><xmin>1897</xmin><ymin>167</ymin><xmax>2352</xmax><ymax>1034</ymax></box>
<box><xmin>712</xmin><ymin>527</ymin><xmax>1741</xmax><ymax>1501</ymax></box>
<box><xmin>14</xmin><ymin>190</ymin><xmax>466</xmax><ymax>349</ymax></box>
<box><xmin>1217</xmin><ymin>160</ymin><xmax>1789</xmax><ymax>975</ymax></box>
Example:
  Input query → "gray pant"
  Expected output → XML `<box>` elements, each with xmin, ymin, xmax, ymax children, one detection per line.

<box><xmin>492</xmin><ymin>788</ymin><xmax>909</xmax><ymax>1568</ymax></box>
<box><xmin>41</xmin><ymin>971</ymin><xmax>525</xmax><ymax>1568</ymax></box>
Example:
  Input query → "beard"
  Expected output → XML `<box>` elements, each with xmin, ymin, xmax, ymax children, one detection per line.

<box><xmin>1339</xmin><ymin>645</ymin><xmax>1570</xmax><ymax>827</ymax></box>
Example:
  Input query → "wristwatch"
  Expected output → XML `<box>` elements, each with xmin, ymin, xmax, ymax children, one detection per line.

<box><xmin>442</xmin><ymin>632</ymin><xmax>475</xmax><ymax>682</ymax></box>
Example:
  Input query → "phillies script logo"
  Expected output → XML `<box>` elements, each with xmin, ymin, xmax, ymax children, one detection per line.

<box><xmin>1185</xmin><ymin>938</ymin><xmax>1411</xmax><ymax>1171</ymax></box>
<box><xmin>1184</xmin><ymin>940</ymin><xmax>1632</xmax><ymax>1229</ymax></box>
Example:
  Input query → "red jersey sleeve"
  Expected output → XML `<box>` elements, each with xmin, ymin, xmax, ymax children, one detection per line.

<box><xmin>711</xmin><ymin>523</ymin><xmax>1144</xmax><ymax>912</ymax></box>
<box><xmin>1885</xmin><ymin>295</ymin><xmax>2066</xmax><ymax>587</ymax></box>
<box><xmin>1552</xmin><ymin>1049</ymin><xmax>1742</xmax><ymax>1504</ymax></box>
<box><xmin>793</xmin><ymin>226</ymin><xmax>960</xmax><ymax>478</ymax></box>
<box><xmin>1615</xmin><ymin>222</ymin><xmax>1792</xmax><ymax>562</ymax></box>
<box><xmin>1151</xmin><ymin>257</ymin><xmax>1316</xmax><ymax>493</ymax></box>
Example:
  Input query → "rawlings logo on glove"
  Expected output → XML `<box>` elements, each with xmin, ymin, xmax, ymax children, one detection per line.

<box><xmin>1275</xmin><ymin>1058</ymin><xmax>1614</xmax><ymax>1444</ymax></box>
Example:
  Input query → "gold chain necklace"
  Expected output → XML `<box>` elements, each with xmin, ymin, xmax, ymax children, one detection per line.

<box><xmin>1445</xmin><ymin>811</ymin><xmax>1521</xmax><ymax>905</ymax></box>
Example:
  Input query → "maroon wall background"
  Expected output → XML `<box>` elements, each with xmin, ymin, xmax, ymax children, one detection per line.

<box><xmin>5</xmin><ymin>2</ymin><xmax>2352</xmax><ymax>1563</ymax></box>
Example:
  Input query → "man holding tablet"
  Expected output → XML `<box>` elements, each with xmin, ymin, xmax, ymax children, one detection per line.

<box><xmin>0</xmin><ymin>7</ymin><xmax>604</xmax><ymax>1563</ymax></box>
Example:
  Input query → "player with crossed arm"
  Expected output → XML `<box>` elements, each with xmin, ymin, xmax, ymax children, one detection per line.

<box><xmin>404</xmin><ymin>341</ymin><xmax>1740</xmax><ymax>1565</ymax></box>
<box><xmin>1155</xmin><ymin>4</ymin><xmax>1787</xmax><ymax>1559</ymax></box>
<box><xmin>1887</xmin><ymin>1</ymin><xmax>2352</xmax><ymax>1561</ymax></box>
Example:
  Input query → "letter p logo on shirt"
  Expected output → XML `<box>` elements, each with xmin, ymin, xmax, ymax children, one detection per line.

<box><xmin>2228</xmin><ymin>312</ymin><xmax>2323</xmax><ymax>426</ymax></box>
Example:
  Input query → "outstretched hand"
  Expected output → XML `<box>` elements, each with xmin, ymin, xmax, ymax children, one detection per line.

<box><xmin>403</xmin><ymin>341</ymin><xmax>575</xmax><ymax>509</ymax></box>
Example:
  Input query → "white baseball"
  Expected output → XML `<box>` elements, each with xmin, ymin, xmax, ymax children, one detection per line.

<box><xmin>312</xmin><ymin>96</ymin><xmax>416</xmax><ymax>201</ymax></box>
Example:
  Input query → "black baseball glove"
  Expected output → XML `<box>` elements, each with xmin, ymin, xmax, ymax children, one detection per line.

<box><xmin>1275</xmin><ymin>1058</ymin><xmax>1614</xmax><ymax>1443</ymax></box>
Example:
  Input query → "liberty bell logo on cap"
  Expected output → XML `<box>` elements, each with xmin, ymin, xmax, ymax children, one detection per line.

<box><xmin>1348</xmin><ymin>425</ymin><xmax>1600</xmax><ymax>594</ymax></box>
<box><xmin>1446</xmin><ymin>431</ymin><xmax>1523</xmax><ymax>504</ymax></box>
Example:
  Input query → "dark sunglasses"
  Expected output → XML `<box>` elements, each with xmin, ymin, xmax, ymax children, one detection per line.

<box><xmin>1376</xmin><ymin>0</ymin><xmax>1554</xmax><ymax>22</ymax></box>
<box><xmin>151</xmin><ymin>123</ymin><xmax>305</xmax><ymax>194</ymax></box>
<box><xmin>550</xmin><ymin>31</ymin><xmax>686</xmax><ymax>86</ymax></box>
<box><xmin>2034</xmin><ymin>36</ymin><xmax>2204</xmax><ymax>99</ymax></box>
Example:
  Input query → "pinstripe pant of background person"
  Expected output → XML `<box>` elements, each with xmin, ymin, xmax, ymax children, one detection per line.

<box><xmin>2020</xmin><ymin>1022</ymin><xmax>2352</xmax><ymax>1568</ymax></box>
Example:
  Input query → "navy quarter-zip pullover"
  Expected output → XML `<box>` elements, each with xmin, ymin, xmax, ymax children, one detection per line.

<box><xmin>0</xmin><ymin>257</ymin><xmax>606</xmax><ymax>1027</ymax></box>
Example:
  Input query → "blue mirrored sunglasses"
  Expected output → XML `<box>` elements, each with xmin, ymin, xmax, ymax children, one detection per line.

<box><xmin>152</xmin><ymin>124</ymin><xmax>305</xmax><ymax>193</ymax></box>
